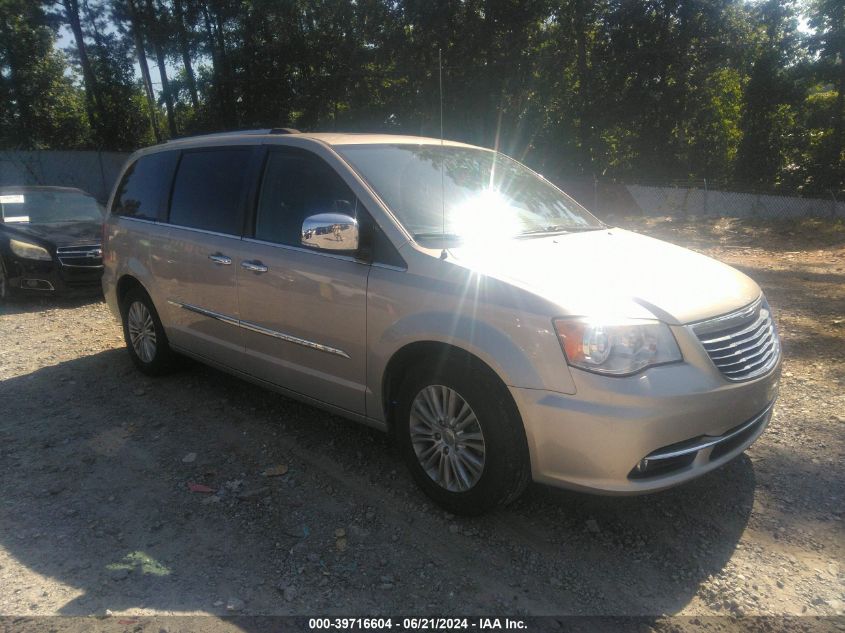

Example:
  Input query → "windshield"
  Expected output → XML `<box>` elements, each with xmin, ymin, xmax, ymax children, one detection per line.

<box><xmin>336</xmin><ymin>144</ymin><xmax>603</xmax><ymax>239</ymax></box>
<box><xmin>0</xmin><ymin>190</ymin><xmax>103</xmax><ymax>225</ymax></box>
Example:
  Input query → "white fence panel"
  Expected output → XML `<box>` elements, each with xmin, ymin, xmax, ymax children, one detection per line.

<box><xmin>626</xmin><ymin>184</ymin><xmax>845</xmax><ymax>219</ymax></box>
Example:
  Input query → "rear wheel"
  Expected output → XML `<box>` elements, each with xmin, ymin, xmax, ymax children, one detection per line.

<box><xmin>121</xmin><ymin>287</ymin><xmax>178</xmax><ymax>375</ymax></box>
<box><xmin>395</xmin><ymin>360</ymin><xmax>530</xmax><ymax>515</ymax></box>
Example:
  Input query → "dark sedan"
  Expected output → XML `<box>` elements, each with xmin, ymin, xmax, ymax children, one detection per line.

<box><xmin>0</xmin><ymin>186</ymin><xmax>104</xmax><ymax>300</ymax></box>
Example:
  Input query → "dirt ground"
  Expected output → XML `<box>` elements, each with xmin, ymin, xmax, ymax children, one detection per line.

<box><xmin>0</xmin><ymin>217</ymin><xmax>843</xmax><ymax>621</ymax></box>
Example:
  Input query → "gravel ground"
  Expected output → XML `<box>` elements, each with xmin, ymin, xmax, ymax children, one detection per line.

<box><xmin>0</xmin><ymin>217</ymin><xmax>843</xmax><ymax>620</ymax></box>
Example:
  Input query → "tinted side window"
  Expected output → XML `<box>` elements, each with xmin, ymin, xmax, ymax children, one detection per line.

<box><xmin>255</xmin><ymin>150</ymin><xmax>357</xmax><ymax>247</ymax></box>
<box><xmin>169</xmin><ymin>149</ymin><xmax>251</xmax><ymax>234</ymax></box>
<box><xmin>112</xmin><ymin>151</ymin><xmax>178</xmax><ymax>220</ymax></box>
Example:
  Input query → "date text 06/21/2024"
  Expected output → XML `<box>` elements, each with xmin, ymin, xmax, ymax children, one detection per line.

<box><xmin>307</xmin><ymin>618</ymin><xmax>528</xmax><ymax>630</ymax></box>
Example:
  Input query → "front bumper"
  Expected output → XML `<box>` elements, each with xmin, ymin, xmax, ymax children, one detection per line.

<box><xmin>6</xmin><ymin>257</ymin><xmax>103</xmax><ymax>296</ymax></box>
<box><xmin>510</xmin><ymin>356</ymin><xmax>781</xmax><ymax>494</ymax></box>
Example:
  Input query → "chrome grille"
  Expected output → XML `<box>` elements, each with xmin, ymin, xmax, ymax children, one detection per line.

<box><xmin>56</xmin><ymin>243</ymin><xmax>102</xmax><ymax>268</ymax></box>
<box><xmin>692</xmin><ymin>297</ymin><xmax>780</xmax><ymax>381</ymax></box>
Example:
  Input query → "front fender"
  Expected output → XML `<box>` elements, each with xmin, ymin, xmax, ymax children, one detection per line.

<box><xmin>365</xmin><ymin>264</ymin><xmax>577</xmax><ymax>422</ymax></box>
<box><xmin>379</xmin><ymin>311</ymin><xmax>546</xmax><ymax>389</ymax></box>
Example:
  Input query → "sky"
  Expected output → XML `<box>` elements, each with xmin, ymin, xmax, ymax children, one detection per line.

<box><xmin>56</xmin><ymin>24</ymin><xmax>176</xmax><ymax>92</ymax></box>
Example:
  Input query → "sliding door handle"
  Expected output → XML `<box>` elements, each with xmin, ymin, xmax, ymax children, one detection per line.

<box><xmin>241</xmin><ymin>260</ymin><xmax>268</xmax><ymax>273</ymax></box>
<box><xmin>208</xmin><ymin>253</ymin><xmax>232</xmax><ymax>265</ymax></box>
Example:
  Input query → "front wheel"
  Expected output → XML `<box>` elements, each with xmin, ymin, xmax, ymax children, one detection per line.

<box><xmin>0</xmin><ymin>261</ymin><xmax>11</xmax><ymax>302</ymax></box>
<box><xmin>395</xmin><ymin>361</ymin><xmax>530</xmax><ymax>515</ymax></box>
<box><xmin>121</xmin><ymin>288</ymin><xmax>179</xmax><ymax>375</ymax></box>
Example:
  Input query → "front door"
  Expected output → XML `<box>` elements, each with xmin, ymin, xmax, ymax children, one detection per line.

<box><xmin>236</xmin><ymin>147</ymin><xmax>369</xmax><ymax>414</ymax></box>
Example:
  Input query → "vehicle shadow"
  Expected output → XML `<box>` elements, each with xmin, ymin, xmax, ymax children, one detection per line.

<box><xmin>0</xmin><ymin>349</ymin><xmax>765</xmax><ymax>619</ymax></box>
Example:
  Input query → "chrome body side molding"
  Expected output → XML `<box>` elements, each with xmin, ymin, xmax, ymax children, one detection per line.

<box><xmin>169</xmin><ymin>300</ymin><xmax>239</xmax><ymax>326</ymax></box>
<box><xmin>167</xmin><ymin>300</ymin><xmax>350</xmax><ymax>359</ymax></box>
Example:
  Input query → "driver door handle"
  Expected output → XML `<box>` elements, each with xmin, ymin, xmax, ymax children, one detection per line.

<box><xmin>208</xmin><ymin>253</ymin><xmax>232</xmax><ymax>265</ymax></box>
<box><xmin>241</xmin><ymin>260</ymin><xmax>268</xmax><ymax>273</ymax></box>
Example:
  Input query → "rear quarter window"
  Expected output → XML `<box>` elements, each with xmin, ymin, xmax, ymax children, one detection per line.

<box><xmin>112</xmin><ymin>151</ymin><xmax>178</xmax><ymax>221</ymax></box>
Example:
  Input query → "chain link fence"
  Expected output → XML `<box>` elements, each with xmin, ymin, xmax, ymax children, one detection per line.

<box><xmin>1</xmin><ymin>151</ymin><xmax>842</xmax><ymax>219</ymax></box>
<box><xmin>0</xmin><ymin>150</ymin><xmax>131</xmax><ymax>204</ymax></box>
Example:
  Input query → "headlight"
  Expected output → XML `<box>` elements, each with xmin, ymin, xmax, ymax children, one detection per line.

<box><xmin>9</xmin><ymin>238</ymin><xmax>52</xmax><ymax>261</ymax></box>
<box><xmin>553</xmin><ymin>317</ymin><xmax>682</xmax><ymax>376</ymax></box>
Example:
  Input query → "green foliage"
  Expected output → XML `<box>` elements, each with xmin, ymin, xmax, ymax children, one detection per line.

<box><xmin>803</xmin><ymin>0</ymin><xmax>845</xmax><ymax>193</ymax></box>
<box><xmin>0</xmin><ymin>0</ymin><xmax>89</xmax><ymax>148</ymax></box>
<box><xmin>65</xmin><ymin>0</ymin><xmax>158</xmax><ymax>149</ymax></box>
<box><xmin>0</xmin><ymin>0</ymin><xmax>842</xmax><ymax>195</ymax></box>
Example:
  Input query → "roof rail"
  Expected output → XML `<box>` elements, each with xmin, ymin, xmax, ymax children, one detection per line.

<box><xmin>167</xmin><ymin>128</ymin><xmax>300</xmax><ymax>142</ymax></box>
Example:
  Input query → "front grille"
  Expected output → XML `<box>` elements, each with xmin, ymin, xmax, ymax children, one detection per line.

<box><xmin>692</xmin><ymin>297</ymin><xmax>780</xmax><ymax>381</ymax></box>
<box><xmin>56</xmin><ymin>243</ymin><xmax>103</xmax><ymax>268</ymax></box>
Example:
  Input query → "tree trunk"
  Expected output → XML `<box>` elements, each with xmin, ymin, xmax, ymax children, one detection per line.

<box><xmin>212</xmin><ymin>7</ymin><xmax>237</xmax><ymax>127</ymax></box>
<box><xmin>5</xmin><ymin>47</ymin><xmax>32</xmax><ymax>144</ymax></box>
<box><xmin>835</xmin><ymin>48</ymin><xmax>845</xmax><ymax>168</ymax></box>
<box><xmin>145</xmin><ymin>0</ymin><xmax>177</xmax><ymax>137</ymax></box>
<box><xmin>127</xmin><ymin>0</ymin><xmax>161</xmax><ymax>141</ymax></box>
<box><xmin>62</xmin><ymin>0</ymin><xmax>101</xmax><ymax>129</ymax></box>
<box><xmin>200</xmin><ymin>1</ymin><xmax>228</xmax><ymax>127</ymax></box>
<box><xmin>572</xmin><ymin>0</ymin><xmax>593</xmax><ymax>174</ymax></box>
<box><xmin>173</xmin><ymin>0</ymin><xmax>199</xmax><ymax>109</ymax></box>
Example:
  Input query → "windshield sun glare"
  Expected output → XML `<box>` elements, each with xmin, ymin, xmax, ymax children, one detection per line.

<box><xmin>337</xmin><ymin>144</ymin><xmax>603</xmax><ymax>240</ymax></box>
<box><xmin>0</xmin><ymin>191</ymin><xmax>103</xmax><ymax>225</ymax></box>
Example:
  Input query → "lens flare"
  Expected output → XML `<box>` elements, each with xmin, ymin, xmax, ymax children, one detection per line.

<box><xmin>451</xmin><ymin>190</ymin><xmax>524</xmax><ymax>244</ymax></box>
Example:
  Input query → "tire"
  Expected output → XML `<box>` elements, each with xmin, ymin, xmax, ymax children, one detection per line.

<box><xmin>0</xmin><ymin>259</ymin><xmax>12</xmax><ymax>303</ymax></box>
<box><xmin>395</xmin><ymin>359</ymin><xmax>531</xmax><ymax>515</ymax></box>
<box><xmin>120</xmin><ymin>287</ymin><xmax>179</xmax><ymax>376</ymax></box>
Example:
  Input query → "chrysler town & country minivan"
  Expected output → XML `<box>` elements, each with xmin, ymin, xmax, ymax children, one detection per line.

<box><xmin>102</xmin><ymin>130</ymin><xmax>781</xmax><ymax>514</ymax></box>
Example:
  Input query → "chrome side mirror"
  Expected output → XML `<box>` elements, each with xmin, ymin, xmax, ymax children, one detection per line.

<box><xmin>301</xmin><ymin>213</ymin><xmax>359</xmax><ymax>252</ymax></box>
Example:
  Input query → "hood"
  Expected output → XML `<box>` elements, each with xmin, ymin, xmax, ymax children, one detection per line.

<box><xmin>1</xmin><ymin>221</ymin><xmax>102</xmax><ymax>248</ymax></box>
<box><xmin>444</xmin><ymin>228</ymin><xmax>761</xmax><ymax>324</ymax></box>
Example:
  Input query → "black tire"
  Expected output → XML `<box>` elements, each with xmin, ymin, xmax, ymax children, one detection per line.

<box><xmin>120</xmin><ymin>287</ymin><xmax>179</xmax><ymax>376</ymax></box>
<box><xmin>0</xmin><ymin>260</ymin><xmax>11</xmax><ymax>303</ymax></box>
<box><xmin>395</xmin><ymin>358</ymin><xmax>531</xmax><ymax>515</ymax></box>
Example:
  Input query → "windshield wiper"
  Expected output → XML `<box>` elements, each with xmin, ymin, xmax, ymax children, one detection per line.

<box><xmin>517</xmin><ymin>224</ymin><xmax>606</xmax><ymax>237</ymax></box>
<box><xmin>413</xmin><ymin>232</ymin><xmax>467</xmax><ymax>247</ymax></box>
<box><xmin>413</xmin><ymin>232</ymin><xmax>463</xmax><ymax>240</ymax></box>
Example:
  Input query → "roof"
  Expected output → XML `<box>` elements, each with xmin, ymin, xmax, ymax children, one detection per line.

<box><xmin>294</xmin><ymin>133</ymin><xmax>481</xmax><ymax>149</ymax></box>
<box><xmin>164</xmin><ymin>130</ymin><xmax>484</xmax><ymax>150</ymax></box>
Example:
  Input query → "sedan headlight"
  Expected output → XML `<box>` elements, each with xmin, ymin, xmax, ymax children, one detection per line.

<box><xmin>553</xmin><ymin>317</ymin><xmax>682</xmax><ymax>376</ymax></box>
<box><xmin>9</xmin><ymin>238</ymin><xmax>52</xmax><ymax>261</ymax></box>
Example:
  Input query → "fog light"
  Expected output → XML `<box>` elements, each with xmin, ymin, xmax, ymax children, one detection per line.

<box><xmin>636</xmin><ymin>458</ymin><xmax>649</xmax><ymax>472</ymax></box>
<box><xmin>22</xmin><ymin>279</ymin><xmax>54</xmax><ymax>290</ymax></box>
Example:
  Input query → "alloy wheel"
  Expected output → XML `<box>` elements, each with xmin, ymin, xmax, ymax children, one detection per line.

<box><xmin>127</xmin><ymin>300</ymin><xmax>157</xmax><ymax>363</ymax></box>
<box><xmin>409</xmin><ymin>385</ymin><xmax>486</xmax><ymax>492</ymax></box>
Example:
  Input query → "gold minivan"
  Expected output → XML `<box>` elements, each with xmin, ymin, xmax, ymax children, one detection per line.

<box><xmin>103</xmin><ymin>130</ymin><xmax>781</xmax><ymax>514</ymax></box>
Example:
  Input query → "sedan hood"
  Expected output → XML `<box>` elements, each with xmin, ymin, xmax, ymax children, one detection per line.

<box><xmin>2</xmin><ymin>221</ymin><xmax>101</xmax><ymax>247</ymax></box>
<box><xmin>445</xmin><ymin>228</ymin><xmax>760</xmax><ymax>324</ymax></box>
